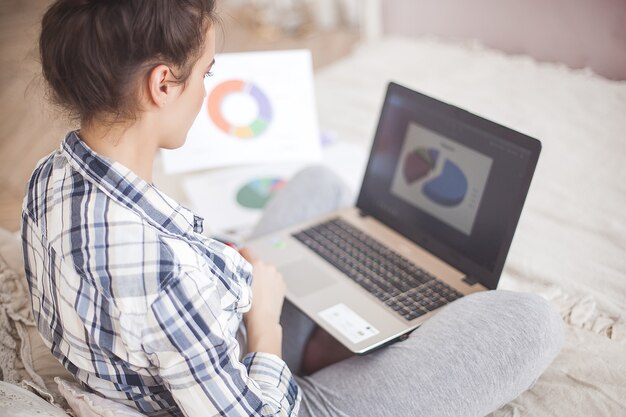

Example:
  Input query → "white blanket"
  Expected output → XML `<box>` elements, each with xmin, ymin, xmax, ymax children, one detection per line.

<box><xmin>314</xmin><ymin>36</ymin><xmax>626</xmax><ymax>416</ymax></box>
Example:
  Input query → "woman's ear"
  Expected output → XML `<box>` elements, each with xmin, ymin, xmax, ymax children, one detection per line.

<box><xmin>147</xmin><ymin>64</ymin><xmax>172</xmax><ymax>108</ymax></box>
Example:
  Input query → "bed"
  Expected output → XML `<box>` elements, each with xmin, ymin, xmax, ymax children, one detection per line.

<box><xmin>1</xmin><ymin>34</ymin><xmax>625</xmax><ymax>417</ymax></box>
<box><xmin>312</xmin><ymin>35</ymin><xmax>626</xmax><ymax>416</ymax></box>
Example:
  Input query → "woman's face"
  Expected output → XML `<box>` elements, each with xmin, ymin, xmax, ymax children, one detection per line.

<box><xmin>159</xmin><ymin>26</ymin><xmax>216</xmax><ymax>149</ymax></box>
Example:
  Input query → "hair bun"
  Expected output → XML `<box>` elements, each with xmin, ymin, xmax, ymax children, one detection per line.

<box><xmin>40</xmin><ymin>0</ymin><xmax>217</xmax><ymax>124</ymax></box>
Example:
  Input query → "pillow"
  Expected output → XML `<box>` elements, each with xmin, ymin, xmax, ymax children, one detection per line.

<box><xmin>0</xmin><ymin>380</ymin><xmax>68</xmax><ymax>417</ymax></box>
<box><xmin>55</xmin><ymin>378</ymin><xmax>147</xmax><ymax>417</ymax></box>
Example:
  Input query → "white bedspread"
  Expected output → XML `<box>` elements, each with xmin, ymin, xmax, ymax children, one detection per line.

<box><xmin>313</xmin><ymin>36</ymin><xmax>626</xmax><ymax>416</ymax></box>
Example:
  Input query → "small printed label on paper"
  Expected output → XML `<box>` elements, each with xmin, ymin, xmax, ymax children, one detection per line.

<box><xmin>318</xmin><ymin>303</ymin><xmax>380</xmax><ymax>344</ymax></box>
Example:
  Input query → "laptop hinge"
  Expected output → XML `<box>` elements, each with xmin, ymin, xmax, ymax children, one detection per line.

<box><xmin>462</xmin><ymin>275</ymin><xmax>479</xmax><ymax>286</ymax></box>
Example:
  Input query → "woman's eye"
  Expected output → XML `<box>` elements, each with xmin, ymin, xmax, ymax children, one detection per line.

<box><xmin>204</xmin><ymin>71</ymin><xmax>214</xmax><ymax>79</ymax></box>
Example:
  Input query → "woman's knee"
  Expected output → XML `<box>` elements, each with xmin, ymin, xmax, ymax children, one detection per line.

<box><xmin>423</xmin><ymin>290</ymin><xmax>565</xmax><ymax>411</ymax></box>
<box><xmin>250</xmin><ymin>165</ymin><xmax>352</xmax><ymax>238</ymax></box>
<box><xmin>454</xmin><ymin>290</ymin><xmax>564</xmax><ymax>380</ymax></box>
<box><xmin>458</xmin><ymin>290</ymin><xmax>563</xmax><ymax>348</ymax></box>
<box><xmin>492</xmin><ymin>291</ymin><xmax>562</xmax><ymax>350</ymax></box>
<box><xmin>289</xmin><ymin>165</ymin><xmax>352</xmax><ymax>205</ymax></box>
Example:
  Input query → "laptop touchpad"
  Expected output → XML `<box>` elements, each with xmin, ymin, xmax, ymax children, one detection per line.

<box><xmin>280</xmin><ymin>261</ymin><xmax>338</xmax><ymax>298</ymax></box>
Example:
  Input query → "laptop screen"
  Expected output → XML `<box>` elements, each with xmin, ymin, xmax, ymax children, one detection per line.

<box><xmin>357</xmin><ymin>82</ymin><xmax>541</xmax><ymax>290</ymax></box>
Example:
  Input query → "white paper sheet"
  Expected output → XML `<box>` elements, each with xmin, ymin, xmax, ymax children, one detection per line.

<box><xmin>161</xmin><ymin>50</ymin><xmax>322</xmax><ymax>173</ymax></box>
<box><xmin>182</xmin><ymin>162</ymin><xmax>306</xmax><ymax>235</ymax></box>
<box><xmin>182</xmin><ymin>137</ymin><xmax>369</xmax><ymax>236</ymax></box>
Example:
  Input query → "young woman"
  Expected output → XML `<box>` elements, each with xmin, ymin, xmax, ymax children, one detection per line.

<box><xmin>23</xmin><ymin>1</ymin><xmax>564</xmax><ymax>416</ymax></box>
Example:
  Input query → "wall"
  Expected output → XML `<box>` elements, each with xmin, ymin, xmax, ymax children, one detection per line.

<box><xmin>382</xmin><ymin>0</ymin><xmax>626</xmax><ymax>80</ymax></box>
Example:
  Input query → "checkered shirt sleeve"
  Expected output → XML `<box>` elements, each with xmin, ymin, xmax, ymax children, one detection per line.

<box><xmin>142</xmin><ymin>265</ymin><xmax>301</xmax><ymax>416</ymax></box>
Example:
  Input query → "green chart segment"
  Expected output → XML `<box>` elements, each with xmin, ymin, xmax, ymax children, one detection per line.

<box><xmin>236</xmin><ymin>177</ymin><xmax>286</xmax><ymax>209</ymax></box>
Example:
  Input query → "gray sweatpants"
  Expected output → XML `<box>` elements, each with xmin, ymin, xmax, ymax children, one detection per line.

<box><xmin>250</xmin><ymin>166</ymin><xmax>564</xmax><ymax>417</ymax></box>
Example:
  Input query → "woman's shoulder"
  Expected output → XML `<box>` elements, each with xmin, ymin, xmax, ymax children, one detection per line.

<box><xmin>23</xmin><ymin>145</ymin><xmax>66</xmax><ymax>223</ymax></box>
<box><xmin>22</xmin><ymin>150</ymin><xmax>179</xmax><ymax>298</ymax></box>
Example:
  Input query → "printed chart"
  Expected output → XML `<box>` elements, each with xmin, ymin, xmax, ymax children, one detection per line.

<box><xmin>391</xmin><ymin>123</ymin><xmax>492</xmax><ymax>235</ymax></box>
<box><xmin>181</xmin><ymin>139</ymin><xmax>369</xmax><ymax>236</ymax></box>
<box><xmin>161</xmin><ymin>50</ymin><xmax>321</xmax><ymax>173</ymax></box>
<box><xmin>208</xmin><ymin>80</ymin><xmax>273</xmax><ymax>139</ymax></box>
<box><xmin>236</xmin><ymin>177</ymin><xmax>286</xmax><ymax>209</ymax></box>
<box><xmin>182</xmin><ymin>163</ymin><xmax>305</xmax><ymax>235</ymax></box>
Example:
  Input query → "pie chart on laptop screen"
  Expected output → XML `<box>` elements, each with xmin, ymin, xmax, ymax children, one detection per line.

<box><xmin>403</xmin><ymin>147</ymin><xmax>468</xmax><ymax>206</ymax></box>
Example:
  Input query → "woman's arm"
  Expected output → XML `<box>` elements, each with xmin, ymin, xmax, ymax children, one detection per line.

<box><xmin>246</xmin><ymin>322</ymin><xmax>283</xmax><ymax>357</ymax></box>
<box><xmin>239</xmin><ymin>248</ymin><xmax>286</xmax><ymax>358</ymax></box>
<box><xmin>142</xmin><ymin>267</ymin><xmax>300</xmax><ymax>417</ymax></box>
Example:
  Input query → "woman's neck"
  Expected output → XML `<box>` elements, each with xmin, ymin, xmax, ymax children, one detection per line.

<box><xmin>79</xmin><ymin>118</ymin><xmax>159</xmax><ymax>184</ymax></box>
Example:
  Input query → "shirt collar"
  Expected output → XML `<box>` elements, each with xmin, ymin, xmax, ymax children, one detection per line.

<box><xmin>61</xmin><ymin>130</ymin><xmax>204</xmax><ymax>236</ymax></box>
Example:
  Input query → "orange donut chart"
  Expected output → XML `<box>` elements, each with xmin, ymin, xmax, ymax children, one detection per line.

<box><xmin>207</xmin><ymin>79</ymin><xmax>273</xmax><ymax>139</ymax></box>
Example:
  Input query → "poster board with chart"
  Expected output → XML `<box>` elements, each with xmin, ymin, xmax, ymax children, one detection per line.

<box><xmin>161</xmin><ymin>50</ymin><xmax>322</xmax><ymax>174</ymax></box>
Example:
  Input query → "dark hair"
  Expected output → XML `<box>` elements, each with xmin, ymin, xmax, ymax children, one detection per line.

<box><xmin>39</xmin><ymin>0</ymin><xmax>218</xmax><ymax>125</ymax></box>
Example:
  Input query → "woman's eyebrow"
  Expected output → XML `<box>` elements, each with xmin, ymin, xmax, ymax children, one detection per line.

<box><xmin>208</xmin><ymin>58</ymin><xmax>215</xmax><ymax>69</ymax></box>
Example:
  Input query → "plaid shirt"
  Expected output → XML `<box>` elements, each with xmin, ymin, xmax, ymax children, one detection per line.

<box><xmin>21</xmin><ymin>131</ymin><xmax>301</xmax><ymax>416</ymax></box>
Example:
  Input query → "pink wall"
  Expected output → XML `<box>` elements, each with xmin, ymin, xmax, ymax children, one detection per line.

<box><xmin>382</xmin><ymin>0</ymin><xmax>626</xmax><ymax>80</ymax></box>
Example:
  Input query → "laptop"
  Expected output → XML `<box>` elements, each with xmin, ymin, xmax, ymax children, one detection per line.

<box><xmin>247</xmin><ymin>82</ymin><xmax>541</xmax><ymax>354</ymax></box>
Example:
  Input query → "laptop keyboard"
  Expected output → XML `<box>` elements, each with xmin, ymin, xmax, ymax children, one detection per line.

<box><xmin>292</xmin><ymin>218</ymin><xmax>464</xmax><ymax>321</ymax></box>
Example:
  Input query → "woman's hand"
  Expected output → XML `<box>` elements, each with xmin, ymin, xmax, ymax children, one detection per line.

<box><xmin>239</xmin><ymin>248</ymin><xmax>286</xmax><ymax>357</ymax></box>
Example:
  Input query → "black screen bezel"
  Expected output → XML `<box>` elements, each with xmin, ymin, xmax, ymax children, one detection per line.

<box><xmin>356</xmin><ymin>82</ymin><xmax>541</xmax><ymax>290</ymax></box>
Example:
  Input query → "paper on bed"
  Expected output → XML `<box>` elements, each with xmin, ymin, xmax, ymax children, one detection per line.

<box><xmin>161</xmin><ymin>50</ymin><xmax>322</xmax><ymax>174</ymax></box>
<box><xmin>181</xmin><ymin>139</ymin><xmax>368</xmax><ymax>236</ymax></box>
<box><xmin>181</xmin><ymin>162</ymin><xmax>305</xmax><ymax>234</ymax></box>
